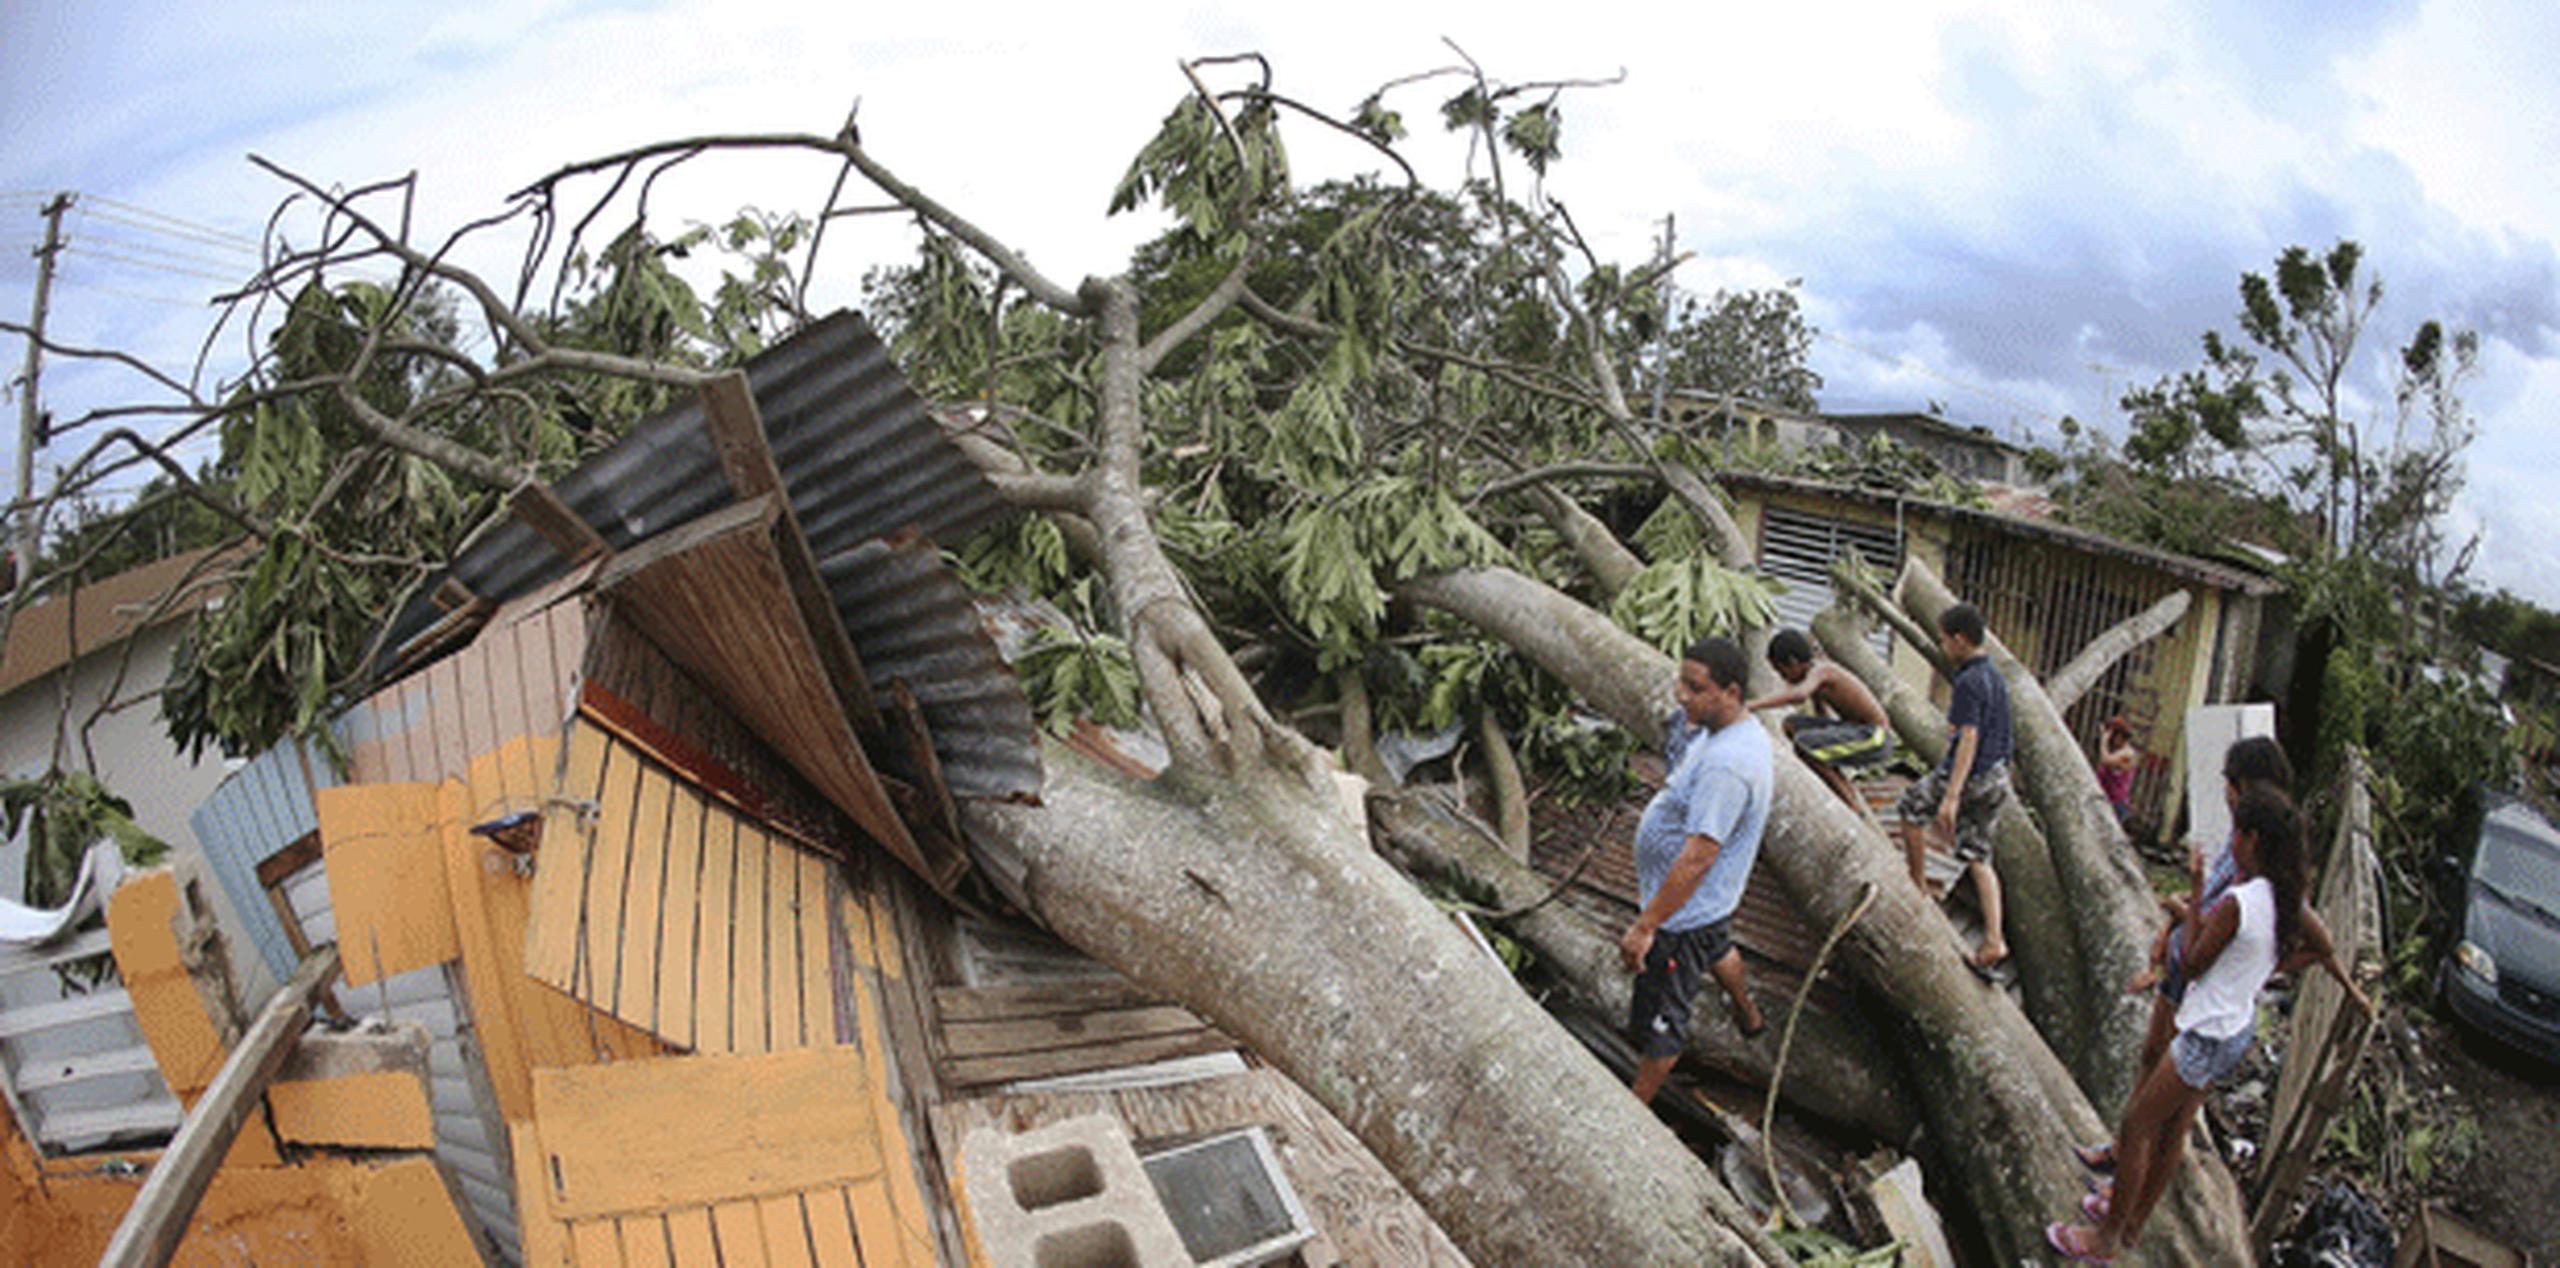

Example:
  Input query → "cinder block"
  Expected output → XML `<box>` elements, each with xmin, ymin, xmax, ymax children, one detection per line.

<box><xmin>958</xmin><ymin>1113</ymin><xmax>1191</xmax><ymax>1267</ymax></box>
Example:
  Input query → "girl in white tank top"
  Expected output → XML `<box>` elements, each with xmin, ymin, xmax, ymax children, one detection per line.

<box><xmin>2050</xmin><ymin>786</ymin><xmax>2306</xmax><ymax>1263</ymax></box>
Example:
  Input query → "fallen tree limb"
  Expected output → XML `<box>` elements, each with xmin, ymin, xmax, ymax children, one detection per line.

<box><xmin>1370</xmin><ymin>787</ymin><xmax>1916</xmax><ymax>1141</ymax></box>
<box><xmin>1403</xmin><ymin>565</ymin><xmax>2250</xmax><ymax>1264</ymax></box>
<box><xmin>101</xmin><ymin>946</ymin><xmax>342</xmax><ymax>1268</ymax></box>
<box><xmin>962</xmin><ymin>746</ymin><xmax>1791</xmax><ymax>1266</ymax></box>
<box><xmin>2047</xmin><ymin>589</ymin><xmax>2192</xmax><ymax>716</ymax></box>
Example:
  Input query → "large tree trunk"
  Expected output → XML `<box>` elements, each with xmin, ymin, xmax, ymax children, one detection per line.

<box><xmin>1810</xmin><ymin>606</ymin><xmax>2098</xmax><ymax>1077</ymax></box>
<box><xmin>1403</xmin><ymin>566</ymin><xmax>2251</xmax><ymax>1265</ymax></box>
<box><xmin>1895</xmin><ymin>559</ymin><xmax>2160</xmax><ymax>1114</ymax></box>
<box><xmin>2047</xmin><ymin>590</ymin><xmax>2192</xmax><ymax>715</ymax></box>
<box><xmin>1370</xmin><ymin>787</ymin><xmax>1918</xmax><ymax>1142</ymax></box>
<box><xmin>967</xmin><ymin>279</ymin><xmax>1790</xmax><ymax>1266</ymax></box>
<box><xmin>962</xmin><ymin>748</ymin><xmax>1791</xmax><ymax>1266</ymax></box>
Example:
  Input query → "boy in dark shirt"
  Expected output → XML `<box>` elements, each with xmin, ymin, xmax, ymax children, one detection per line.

<box><xmin>1895</xmin><ymin>602</ymin><xmax>2014</xmax><ymax>968</ymax></box>
<box><xmin>1746</xmin><ymin>628</ymin><xmax>1895</xmax><ymax>811</ymax></box>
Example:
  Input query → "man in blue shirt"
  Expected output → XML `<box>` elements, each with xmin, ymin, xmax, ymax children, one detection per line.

<box><xmin>1895</xmin><ymin>602</ymin><xmax>2015</xmax><ymax>969</ymax></box>
<box><xmin>1621</xmin><ymin>636</ymin><xmax>1773</xmax><ymax>1104</ymax></box>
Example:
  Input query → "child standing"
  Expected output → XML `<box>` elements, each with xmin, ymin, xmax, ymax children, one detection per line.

<box><xmin>2050</xmin><ymin>786</ymin><xmax>2310</xmax><ymax>1261</ymax></box>
<box><xmin>1746</xmin><ymin>628</ymin><xmax>1895</xmax><ymax>811</ymax></box>
<box><xmin>2097</xmin><ymin>717</ymin><xmax>2140</xmax><ymax>824</ymax></box>
<box><xmin>1895</xmin><ymin>603</ymin><xmax>2014</xmax><ymax>969</ymax></box>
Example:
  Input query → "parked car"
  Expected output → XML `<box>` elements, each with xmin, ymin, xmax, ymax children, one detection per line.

<box><xmin>2439</xmin><ymin>793</ymin><xmax>2560</xmax><ymax>1064</ymax></box>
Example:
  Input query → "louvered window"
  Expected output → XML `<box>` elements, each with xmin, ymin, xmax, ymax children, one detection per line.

<box><xmin>1758</xmin><ymin>504</ymin><xmax>1903</xmax><ymax>657</ymax></box>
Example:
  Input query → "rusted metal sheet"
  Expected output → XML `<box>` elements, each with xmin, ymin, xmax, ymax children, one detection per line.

<box><xmin>375</xmin><ymin>311</ymin><xmax>1035</xmax><ymax>808</ymax></box>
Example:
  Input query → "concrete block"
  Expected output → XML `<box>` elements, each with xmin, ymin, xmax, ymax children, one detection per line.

<box><xmin>958</xmin><ymin>1113</ymin><xmax>1190</xmax><ymax>1267</ymax></box>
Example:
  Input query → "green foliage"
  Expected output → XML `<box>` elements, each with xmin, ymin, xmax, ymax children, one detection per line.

<box><xmin>1769</xmin><ymin>1225</ymin><xmax>1902</xmax><ymax>1267</ymax></box>
<box><xmin>950</xmin><ymin>515</ymin><xmax>1074</xmax><ymax>597</ymax></box>
<box><xmin>38</xmin><ymin>478</ymin><xmax>240</xmax><ymax>586</ymax></box>
<box><xmin>1516</xmin><ymin>708</ymin><xmax>1641</xmax><ymax>804</ymax></box>
<box><xmin>0</xmin><ymin>771</ymin><xmax>169</xmax><ymax>908</ymax></box>
<box><xmin>1657</xmin><ymin>285</ymin><xmax>1824</xmax><ymax>412</ymax></box>
<box><xmin>1608</xmin><ymin>555</ymin><xmax>1782</xmax><ymax>657</ymax></box>
<box><xmin>1112</xmin><ymin>95</ymin><xmax>1289</xmax><ymax>242</ymax></box>
<box><xmin>1012</xmin><ymin>625</ymin><xmax>1143</xmax><ymax>736</ymax></box>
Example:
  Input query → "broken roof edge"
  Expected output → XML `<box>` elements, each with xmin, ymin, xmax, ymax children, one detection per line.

<box><xmin>0</xmin><ymin>545</ymin><xmax>236</xmax><ymax>696</ymax></box>
<box><xmin>1723</xmin><ymin>468</ymin><xmax>2284</xmax><ymax>596</ymax></box>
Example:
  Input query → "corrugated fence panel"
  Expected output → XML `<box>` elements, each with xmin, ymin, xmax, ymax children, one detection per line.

<box><xmin>189</xmin><ymin>739</ymin><xmax>337</xmax><ymax>984</ymax></box>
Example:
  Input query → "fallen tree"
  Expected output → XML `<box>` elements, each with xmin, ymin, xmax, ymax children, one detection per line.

<box><xmin>1405</xmin><ymin>565</ymin><xmax>2252</xmax><ymax>1264</ymax></box>
<box><xmin>2047</xmin><ymin>589</ymin><xmax>2193</xmax><ymax>716</ymax></box>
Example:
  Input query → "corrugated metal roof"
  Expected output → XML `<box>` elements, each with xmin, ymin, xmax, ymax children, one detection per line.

<box><xmin>819</xmin><ymin>533</ymin><xmax>1041</xmax><ymax>801</ymax></box>
<box><xmin>374</xmin><ymin>310</ymin><xmax>1036</xmax><ymax>803</ymax></box>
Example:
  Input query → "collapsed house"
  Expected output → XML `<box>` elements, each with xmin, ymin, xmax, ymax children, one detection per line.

<box><xmin>1</xmin><ymin>313</ymin><xmax>1470</xmax><ymax>1265</ymax></box>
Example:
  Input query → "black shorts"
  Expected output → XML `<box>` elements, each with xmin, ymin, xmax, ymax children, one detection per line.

<box><xmin>1784</xmin><ymin>717</ymin><xmax>1893</xmax><ymax>770</ymax></box>
<box><xmin>1627</xmin><ymin>920</ymin><xmax>1735</xmax><ymax>1059</ymax></box>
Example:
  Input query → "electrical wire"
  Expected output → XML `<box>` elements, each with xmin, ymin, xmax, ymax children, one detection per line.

<box><xmin>76</xmin><ymin>194</ymin><xmax>258</xmax><ymax>250</ymax></box>
<box><xmin>75</xmin><ymin>205</ymin><xmax>260</xmax><ymax>258</ymax></box>
<box><xmin>62</xmin><ymin>229</ymin><xmax>253</xmax><ymax>276</ymax></box>
<box><xmin>59</xmin><ymin>242</ymin><xmax>244</xmax><ymax>286</ymax></box>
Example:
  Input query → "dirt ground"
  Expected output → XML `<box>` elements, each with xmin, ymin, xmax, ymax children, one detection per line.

<box><xmin>2428</xmin><ymin>1018</ymin><xmax>2560</xmax><ymax>1261</ymax></box>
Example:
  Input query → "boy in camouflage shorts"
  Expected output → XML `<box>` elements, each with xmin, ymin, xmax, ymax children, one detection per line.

<box><xmin>1896</xmin><ymin>602</ymin><xmax>2014</xmax><ymax>969</ymax></box>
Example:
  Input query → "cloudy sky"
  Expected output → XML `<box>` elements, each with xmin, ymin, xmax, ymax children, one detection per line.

<box><xmin>4</xmin><ymin>0</ymin><xmax>2555</xmax><ymax>604</ymax></box>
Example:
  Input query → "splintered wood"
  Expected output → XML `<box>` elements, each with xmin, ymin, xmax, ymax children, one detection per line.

<box><xmin>524</xmin><ymin>718</ymin><xmax>845</xmax><ymax>1055</ymax></box>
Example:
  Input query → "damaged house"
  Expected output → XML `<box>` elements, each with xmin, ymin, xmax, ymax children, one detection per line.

<box><xmin>0</xmin><ymin>314</ymin><xmax>1469</xmax><ymax>1265</ymax></box>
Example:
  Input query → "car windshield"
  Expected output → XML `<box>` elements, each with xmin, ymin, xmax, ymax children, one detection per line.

<box><xmin>2477</xmin><ymin>821</ymin><xmax>2560</xmax><ymax>913</ymax></box>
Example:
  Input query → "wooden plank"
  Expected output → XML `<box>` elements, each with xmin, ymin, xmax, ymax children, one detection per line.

<box><xmin>512</xmin><ymin>1117</ymin><xmax>572</xmax><ymax>1268</ymax></box>
<box><xmin>844</xmin><ymin>1179</ymin><xmax>902</xmax><ymax>1268</ymax></box>
<box><xmin>796</xmin><ymin>850</ymin><xmax>832</xmax><ymax>1053</ymax></box>
<box><xmin>767</xmin><ymin>837</ymin><xmax>805</xmax><ymax>1051</ymax></box>
<box><xmin>527</xmin><ymin>720</ymin><xmax>611</xmax><ymax>984</ymax></box>
<box><xmin>531</xmin><ymin>1047</ymin><xmax>879</xmax><ymax>1220</ymax></box>
<box><xmin>933</xmin><ymin>979</ymin><xmax>1165</xmax><ymax>1022</ymax></box>
<box><xmin>510</xmin><ymin>480</ymin><xmax>610</xmax><ymax>564</ymax></box>
<box><xmin>851</xmin><ymin>978</ymin><xmax>937</xmax><ymax>1268</ymax></box>
<box><xmin>592</xmin><ymin>486</ymin><xmax>928</xmax><ymax>884</ymax></box>
<box><xmin>98</xmin><ymin>946</ymin><xmax>341</xmax><ymax>1268</ymax></box>
<box><xmin>695</xmin><ymin>809</ymin><xmax>738</xmax><ymax>1056</ymax></box>
<box><xmin>657</xmin><ymin>785</ymin><xmax>707</xmax><ymax>1051</ymax></box>
<box><xmin>348</xmin><ymin>1152</ymin><xmax>497</xmax><ymax>1268</ymax></box>
<box><xmin>941</xmin><ymin>1005</ymin><xmax>1219</xmax><ymax>1060</ymax></box>
<box><xmin>427</xmin><ymin>653</ymin><xmax>469</xmax><ymax>782</ymax></box>
<box><xmin>732</xmin><ymin>826</ymin><xmax>771</xmax><ymax>1055</ymax></box>
<box><xmin>581</xmin><ymin>743</ymin><xmax>644</xmax><ymax>1010</ymax></box>
<box><xmin>572</xmin><ymin>1220</ymin><xmax>625</xmax><ymax>1267</ymax></box>
<box><xmin>711</xmin><ymin>1202</ymin><xmax>771</xmax><ymax>1268</ymax></box>
<box><xmin>483</xmin><ymin>619</ymin><xmax>536</xmax><ymax>803</ymax></box>
<box><xmin>318</xmin><ymin>782</ymin><xmax>459</xmax><ymax>986</ymax></box>
<box><xmin>665</xmin><ymin>1208</ymin><xmax>721</xmax><ymax>1268</ymax></box>
<box><xmin>267</xmin><ymin>1070</ymin><xmax>436</xmax><ymax>1149</ymax></box>
<box><xmin>802</xmin><ymin>1186</ymin><xmax>861</xmax><ymax>1268</ymax></box>
<box><xmin>618</xmin><ymin>765</ymin><xmax>676</xmax><ymax>1030</ymax></box>
<box><xmin>618</xmin><ymin>1216</ymin><xmax>674</xmax><ymax>1268</ymax></box>
<box><xmin>941</xmin><ymin>1029</ymin><xmax>1238</xmax><ymax>1091</ymax></box>
<box><xmin>253</xmin><ymin>829</ymin><xmax>325</xmax><ymax>889</ymax></box>
<box><xmin>760</xmin><ymin>1195</ymin><xmax>816</xmax><ymax>1268</ymax></box>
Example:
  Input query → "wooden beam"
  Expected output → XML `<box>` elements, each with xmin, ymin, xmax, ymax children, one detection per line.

<box><xmin>698</xmin><ymin>371</ymin><xmax>885</xmax><ymax>736</ymax></box>
<box><xmin>99</xmin><ymin>945</ymin><xmax>342</xmax><ymax>1268</ymax></box>
<box><xmin>507</xmin><ymin>481</ymin><xmax>610</xmax><ymax>564</ymax></box>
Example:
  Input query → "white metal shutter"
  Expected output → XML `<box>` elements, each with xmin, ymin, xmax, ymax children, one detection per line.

<box><xmin>1759</xmin><ymin>504</ymin><xmax>1903</xmax><ymax>656</ymax></box>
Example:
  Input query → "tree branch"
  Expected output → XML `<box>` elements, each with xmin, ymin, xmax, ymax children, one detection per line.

<box><xmin>2046</xmin><ymin>589</ymin><xmax>2191</xmax><ymax>715</ymax></box>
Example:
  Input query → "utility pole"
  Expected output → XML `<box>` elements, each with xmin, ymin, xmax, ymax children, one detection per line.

<box><xmin>14</xmin><ymin>192</ymin><xmax>71</xmax><ymax>582</ymax></box>
<box><xmin>1649</xmin><ymin>212</ymin><xmax>1674</xmax><ymax>424</ymax></box>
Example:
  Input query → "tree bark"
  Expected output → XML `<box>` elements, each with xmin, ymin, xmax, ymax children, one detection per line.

<box><xmin>1475</xmin><ymin>710</ymin><xmax>1531</xmax><ymax>860</ymax></box>
<box><xmin>1895</xmin><ymin>558</ymin><xmax>2161</xmax><ymax>1115</ymax></box>
<box><xmin>1524</xmin><ymin>483</ymin><xmax>1643</xmax><ymax>598</ymax></box>
<box><xmin>2046</xmin><ymin>590</ymin><xmax>2192</xmax><ymax>716</ymax></box>
<box><xmin>1404</xmin><ymin>566</ymin><xmax>2251</xmax><ymax>1264</ymax></box>
<box><xmin>962</xmin><ymin>748</ymin><xmax>1790</xmax><ymax>1266</ymax></box>
<box><xmin>1370</xmin><ymin>787</ymin><xmax>1917</xmax><ymax>1141</ymax></box>
<box><xmin>1810</xmin><ymin>605</ymin><xmax>2097</xmax><ymax>1087</ymax></box>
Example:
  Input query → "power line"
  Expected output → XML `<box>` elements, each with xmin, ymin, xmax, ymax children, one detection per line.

<box><xmin>56</xmin><ymin>278</ymin><xmax>215</xmax><ymax>309</ymax></box>
<box><xmin>74</xmin><ymin>205</ymin><xmax>261</xmax><ymax>259</ymax></box>
<box><xmin>76</xmin><ymin>193</ymin><xmax>258</xmax><ymax>250</ymax></box>
<box><xmin>59</xmin><ymin>242</ymin><xmax>244</xmax><ymax>287</ymax></box>
<box><xmin>63</xmin><ymin>229</ymin><xmax>254</xmax><ymax>276</ymax></box>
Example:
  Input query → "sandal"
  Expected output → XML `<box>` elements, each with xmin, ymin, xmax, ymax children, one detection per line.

<box><xmin>2073</xmin><ymin>1142</ymin><xmax>2116</xmax><ymax>1175</ymax></box>
<box><xmin>2045</xmin><ymin>1220</ymin><xmax>2116</xmax><ymax>1264</ymax></box>
<box><xmin>2080</xmin><ymin>1188</ymin><xmax>2110</xmax><ymax>1222</ymax></box>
